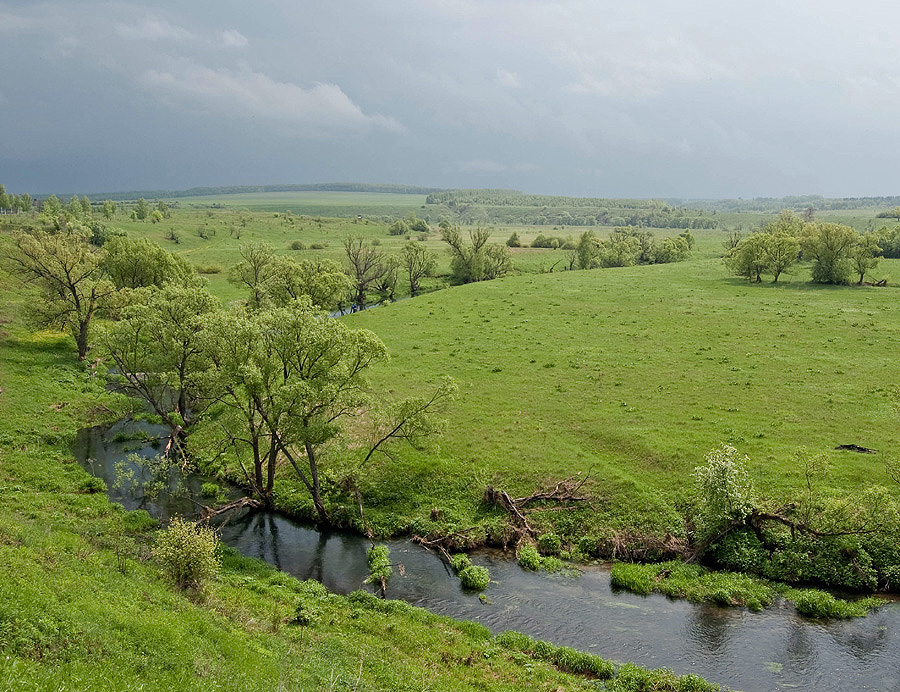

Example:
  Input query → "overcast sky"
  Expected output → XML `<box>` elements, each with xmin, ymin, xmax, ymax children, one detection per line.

<box><xmin>2</xmin><ymin>0</ymin><xmax>899</xmax><ymax>198</ymax></box>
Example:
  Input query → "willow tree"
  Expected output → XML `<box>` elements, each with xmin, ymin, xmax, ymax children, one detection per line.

<box><xmin>8</xmin><ymin>227</ymin><xmax>114</xmax><ymax>359</ymax></box>
<box><xmin>197</xmin><ymin>299</ymin><xmax>454</xmax><ymax>520</ymax></box>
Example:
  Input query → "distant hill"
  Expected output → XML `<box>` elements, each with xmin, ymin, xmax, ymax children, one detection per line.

<box><xmin>85</xmin><ymin>182</ymin><xmax>445</xmax><ymax>202</ymax></box>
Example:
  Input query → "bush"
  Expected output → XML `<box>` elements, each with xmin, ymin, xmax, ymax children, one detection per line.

<box><xmin>308</xmin><ymin>243</ymin><xmax>327</xmax><ymax>250</ymax></box>
<box><xmin>506</xmin><ymin>232</ymin><xmax>521</xmax><ymax>247</ymax></box>
<box><xmin>458</xmin><ymin>565</ymin><xmax>490</xmax><ymax>591</ymax></box>
<box><xmin>200</xmin><ymin>482</ymin><xmax>219</xmax><ymax>498</ymax></box>
<box><xmin>152</xmin><ymin>517</ymin><xmax>219</xmax><ymax>589</ymax></box>
<box><xmin>537</xmin><ymin>533</ymin><xmax>562</xmax><ymax>556</ymax></box>
<box><xmin>290</xmin><ymin>240</ymin><xmax>307</xmax><ymax>250</ymax></box>
<box><xmin>517</xmin><ymin>545</ymin><xmax>541</xmax><ymax>570</ymax></box>
<box><xmin>195</xmin><ymin>263</ymin><xmax>223</xmax><ymax>274</ymax></box>
<box><xmin>450</xmin><ymin>554</ymin><xmax>472</xmax><ymax>573</ymax></box>
<box><xmin>79</xmin><ymin>476</ymin><xmax>106</xmax><ymax>494</ymax></box>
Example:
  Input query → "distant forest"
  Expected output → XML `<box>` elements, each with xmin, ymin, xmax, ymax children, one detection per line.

<box><xmin>426</xmin><ymin>189</ymin><xmax>719</xmax><ymax>228</ymax></box>
<box><xmin>675</xmin><ymin>195</ymin><xmax>900</xmax><ymax>213</ymax></box>
<box><xmin>87</xmin><ymin>182</ymin><xmax>443</xmax><ymax>202</ymax></box>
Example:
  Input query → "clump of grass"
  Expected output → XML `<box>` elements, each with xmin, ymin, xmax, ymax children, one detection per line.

<box><xmin>610</xmin><ymin>561</ymin><xmax>773</xmax><ymax>611</ymax></box>
<box><xmin>787</xmin><ymin>588</ymin><xmax>883</xmax><ymax>618</ymax></box>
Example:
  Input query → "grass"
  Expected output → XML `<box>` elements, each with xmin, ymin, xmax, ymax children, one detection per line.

<box><xmin>0</xmin><ymin>233</ymin><xmax>716</xmax><ymax>691</ymax></box>
<box><xmin>609</xmin><ymin>561</ymin><xmax>885</xmax><ymax>617</ymax></box>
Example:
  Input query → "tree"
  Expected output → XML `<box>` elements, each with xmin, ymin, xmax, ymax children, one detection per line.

<box><xmin>876</xmin><ymin>206</ymin><xmax>900</xmax><ymax>221</ymax></box>
<box><xmin>134</xmin><ymin>198</ymin><xmax>150</xmax><ymax>221</ymax></box>
<box><xmin>265</xmin><ymin>256</ymin><xmax>351</xmax><ymax>310</ymax></box>
<box><xmin>41</xmin><ymin>194</ymin><xmax>62</xmax><ymax>219</ymax></box>
<box><xmin>197</xmin><ymin>300</ymin><xmax>388</xmax><ymax>515</ymax></box>
<box><xmin>373</xmin><ymin>254</ymin><xmax>399</xmax><ymax>301</ymax></box>
<box><xmin>101</xmin><ymin>199</ymin><xmax>117</xmax><ymax>220</ymax></box>
<box><xmin>441</xmin><ymin>225</ymin><xmax>510</xmax><ymax>284</ymax></box>
<box><xmin>103</xmin><ymin>284</ymin><xmax>219</xmax><ymax>434</ymax></box>
<box><xmin>8</xmin><ymin>227</ymin><xmax>114</xmax><ymax>359</ymax></box>
<box><xmin>228</xmin><ymin>242</ymin><xmax>277</xmax><ymax>309</ymax></box>
<box><xmin>80</xmin><ymin>195</ymin><xmax>92</xmax><ymax>218</ymax></box>
<box><xmin>400</xmin><ymin>241</ymin><xmax>436</xmax><ymax>296</ymax></box>
<box><xmin>801</xmin><ymin>222</ymin><xmax>857</xmax><ymax>284</ymax></box>
<box><xmin>576</xmin><ymin>231</ymin><xmax>597</xmax><ymax>269</ymax></box>
<box><xmin>693</xmin><ymin>445</ymin><xmax>756</xmax><ymax>540</ymax></box>
<box><xmin>0</xmin><ymin>184</ymin><xmax>9</xmax><ymax>210</ymax></box>
<box><xmin>344</xmin><ymin>236</ymin><xmax>385</xmax><ymax>308</ymax></box>
<box><xmin>506</xmin><ymin>232</ymin><xmax>521</xmax><ymax>248</ymax></box>
<box><xmin>761</xmin><ymin>233</ymin><xmax>800</xmax><ymax>283</ymax></box>
<box><xmin>850</xmin><ymin>233</ymin><xmax>882</xmax><ymax>285</ymax></box>
<box><xmin>388</xmin><ymin>219</ymin><xmax>410</xmax><ymax>236</ymax></box>
<box><xmin>725</xmin><ymin>233</ymin><xmax>768</xmax><ymax>282</ymax></box>
<box><xmin>150</xmin><ymin>209</ymin><xmax>163</xmax><ymax>223</ymax></box>
<box><xmin>104</xmin><ymin>235</ymin><xmax>197</xmax><ymax>290</ymax></box>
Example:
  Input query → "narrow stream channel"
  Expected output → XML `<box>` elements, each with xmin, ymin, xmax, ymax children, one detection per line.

<box><xmin>73</xmin><ymin>419</ymin><xmax>900</xmax><ymax>692</ymax></box>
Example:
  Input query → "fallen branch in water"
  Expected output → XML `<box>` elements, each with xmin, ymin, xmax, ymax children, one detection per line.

<box><xmin>198</xmin><ymin>496</ymin><xmax>262</xmax><ymax>523</ymax></box>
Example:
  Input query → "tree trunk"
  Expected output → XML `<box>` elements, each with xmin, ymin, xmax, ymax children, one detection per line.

<box><xmin>76</xmin><ymin>318</ymin><xmax>90</xmax><ymax>360</ymax></box>
<box><xmin>305</xmin><ymin>442</ymin><xmax>329</xmax><ymax>522</ymax></box>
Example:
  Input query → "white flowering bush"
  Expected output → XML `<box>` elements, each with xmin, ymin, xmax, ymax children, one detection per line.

<box><xmin>693</xmin><ymin>445</ymin><xmax>756</xmax><ymax>538</ymax></box>
<box><xmin>152</xmin><ymin>517</ymin><xmax>220</xmax><ymax>590</ymax></box>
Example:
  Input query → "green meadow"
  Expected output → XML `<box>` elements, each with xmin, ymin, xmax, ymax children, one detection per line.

<box><xmin>1</xmin><ymin>234</ymin><xmax>708</xmax><ymax>692</ymax></box>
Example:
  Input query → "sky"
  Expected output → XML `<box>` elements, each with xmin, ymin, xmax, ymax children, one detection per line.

<box><xmin>2</xmin><ymin>0</ymin><xmax>900</xmax><ymax>198</ymax></box>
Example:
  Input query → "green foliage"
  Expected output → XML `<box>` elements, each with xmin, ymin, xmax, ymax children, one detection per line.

<box><xmin>458</xmin><ymin>565</ymin><xmax>490</xmax><ymax>590</ymax></box>
<box><xmin>506</xmin><ymin>231</ymin><xmax>521</xmax><ymax>247</ymax></box>
<box><xmin>290</xmin><ymin>239</ymin><xmax>306</xmax><ymax>250</ymax></box>
<box><xmin>802</xmin><ymin>222</ymin><xmax>857</xmax><ymax>284</ymax></box>
<box><xmin>441</xmin><ymin>225</ymin><xmax>511</xmax><ymax>284</ymax></box>
<box><xmin>151</xmin><ymin>517</ymin><xmax>220</xmax><ymax>589</ymax></box>
<box><xmin>517</xmin><ymin>545</ymin><xmax>541</xmax><ymax>570</ymax></box>
<box><xmin>450</xmin><ymin>553</ymin><xmax>472</xmax><ymax>572</ymax></box>
<box><xmin>134</xmin><ymin>198</ymin><xmax>149</xmax><ymax>220</ymax></box>
<box><xmin>537</xmin><ymin>532</ymin><xmax>562</xmax><ymax>555</ymax></box>
<box><xmin>788</xmin><ymin>589</ymin><xmax>882</xmax><ymax>618</ymax></box>
<box><xmin>693</xmin><ymin>445</ymin><xmax>756</xmax><ymax>539</ymax></box>
<box><xmin>365</xmin><ymin>544</ymin><xmax>392</xmax><ymax>585</ymax></box>
<box><xmin>388</xmin><ymin>219</ymin><xmax>410</xmax><ymax>236</ymax></box>
<box><xmin>611</xmin><ymin>561</ymin><xmax>773</xmax><ymax>611</ymax></box>
<box><xmin>200</xmin><ymin>482</ymin><xmax>220</xmax><ymax>498</ymax></box>
<box><xmin>104</xmin><ymin>235</ymin><xmax>198</xmax><ymax>290</ymax></box>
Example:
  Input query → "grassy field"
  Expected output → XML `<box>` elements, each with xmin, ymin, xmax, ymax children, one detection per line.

<box><xmin>1</xmin><ymin>235</ymin><xmax>714</xmax><ymax>692</ymax></box>
<box><xmin>178</xmin><ymin>190</ymin><xmax>431</xmax><ymax>219</ymax></box>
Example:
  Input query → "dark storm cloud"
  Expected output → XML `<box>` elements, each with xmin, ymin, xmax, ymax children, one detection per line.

<box><xmin>2</xmin><ymin>0</ymin><xmax>899</xmax><ymax>196</ymax></box>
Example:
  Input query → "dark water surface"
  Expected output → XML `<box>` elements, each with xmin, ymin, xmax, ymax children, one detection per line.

<box><xmin>74</xmin><ymin>421</ymin><xmax>900</xmax><ymax>692</ymax></box>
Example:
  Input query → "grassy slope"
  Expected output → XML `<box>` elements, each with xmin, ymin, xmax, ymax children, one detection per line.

<box><xmin>100</xmin><ymin>196</ymin><xmax>900</xmax><ymax>538</ymax></box>
<box><xmin>0</xmin><ymin>237</ymin><xmax>629</xmax><ymax>692</ymax></box>
<box><xmin>346</xmin><ymin>246</ymin><xmax>900</xmax><ymax>535</ymax></box>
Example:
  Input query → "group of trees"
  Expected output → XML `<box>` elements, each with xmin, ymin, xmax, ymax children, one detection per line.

<box><xmin>726</xmin><ymin>211</ymin><xmax>883</xmax><ymax>285</ymax></box>
<box><xmin>6</xmin><ymin>225</ymin><xmax>456</xmax><ymax>523</ymax></box>
<box><xmin>440</xmin><ymin>225</ymin><xmax>512</xmax><ymax>284</ymax></box>
<box><xmin>0</xmin><ymin>184</ymin><xmax>33</xmax><ymax>213</ymax></box>
<box><xmin>569</xmin><ymin>228</ymin><xmax>693</xmax><ymax>271</ymax></box>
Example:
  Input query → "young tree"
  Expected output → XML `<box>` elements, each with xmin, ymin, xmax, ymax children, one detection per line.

<box><xmin>725</xmin><ymin>233</ymin><xmax>769</xmax><ymax>282</ymax></box>
<box><xmin>761</xmin><ymin>233</ymin><xmax>800</xmax><ymax>283</ymax></box>
<box><xmin>850</xmin><ymin>233</ymin><xmax>882</xmax><ymax>285</ymax></box>
<box><xmin>576</xmin><ymin>231</ymin><xmax>598</xmax><ymax>269</ymax></box>
<box><xmin>80</xmin><ymin>195</ymin><xmax>92</xmax><ymax>218</ymax></box>
<box><xmin>373</xmin><ymin>254</ymin><xmax>399</xmax><ymax>301</ymax></box>
<box><xmin>400</xmin><ymin>241</ymin><xmax>436</xmax><ymax>296</ymax></box>
<box><xmin>8</xmin><ymin>227</ymin><xmax>114</xmax><ymax>359</ymax></box>
<box><xmin>101</xmin><ymin>199</ymin><xmax>117</xmax><ymax>220</ymax></box>
<box><xmin>40</xmin><ymin>194</ymin><xmax>62</xmax><ymax>219</ymax></box>
<box><xmin>134</xmin><ymin>198</ymin><xmax>150</xmax><ymax>220</ymax></box>
<box><xmin>388</xmin><ymin>219</ymin><xmax>410</xmax><ymax>236</ymax></box>
<box><xmin>228</xmin><ymin>242</ymin><xmax>277</xmax><ymax>309</ymax></box>
<box><xmin>344</xmin><ymin>236</ymin><xmax>385</xmax><ymax>308</ymax></box>
<box><xmin>441</xmin><ymin>225</ymin><xmax>511</xmax><ymax>283</ymax></box>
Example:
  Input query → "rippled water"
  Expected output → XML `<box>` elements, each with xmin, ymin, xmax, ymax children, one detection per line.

<box><xmin>74</xmin><ymin>420</ymin><xmax>900</xmax><ymax>692</ymax></box>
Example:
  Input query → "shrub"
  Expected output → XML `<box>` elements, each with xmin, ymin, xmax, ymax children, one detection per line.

<box><xmin>517</xmin><ymin>545</ymin><xmax>541</xmax><ymax>570</ymax></box>
<box><xmin>506</xmin><ymin>232</ymin><xmax>521</xmax><ymax>247</ymax></box>
<box><xmin>290</xmin><ymin>240</ymin><xmax>307</xmax><ymax>250</ymax></box>
<box><xmin>79</xmin><ymin>476</ymin><xmax>106</xmax><ymax>494</ymax></box>
<box><xmin>458</xmin><ymin>565</ymin><xmax>490</xmax><ymax>591</ymax></box>
<box><xmin>537</xmin><ymin>532</ymin><xmax>562</xmax><ymax>556</ymax></box>
<box><xmin>308</xmin><ymin>242</ymin><xmax>327</xmax><ymax>250</ymax></box>
<box><xmin>195</xmin><ymin>263</ymin><xmax>223</xmax><ymax>274</ymax></box>
<box><xmin>152</xmin><ymin>517</ymin><xmax>219</xmax><ymax>589</ymax></box>
<box><xmin>450</xmin><ymin>554</ymin><xmax>472</xmax><ymax>573</ymax></box>
<box><xmin>200</xmin><ymin>482</ymin><xmax>219</xmax><ymax>498</ymax></box>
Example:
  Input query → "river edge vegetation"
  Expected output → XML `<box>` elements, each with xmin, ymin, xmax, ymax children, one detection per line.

<box><xmin>4</xmin><ymin>186</ymin><xmax>900</xmax><ymax>613</ymax></box>
<box><xmin>0</xmin><ymin>249</ymin><xmax>723</xmax><ymax>691</ymax></box>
